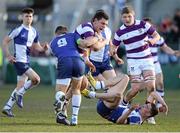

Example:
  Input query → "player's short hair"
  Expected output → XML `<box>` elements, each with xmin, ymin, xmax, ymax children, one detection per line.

<box><xmin>143</xmin><ymin>17</ymin><xmax>152</xmax><ymax>23</ymax></box>
<box><xmin>143</xmin><ymin>17</ymin><xmax>154</xmax><ymax>26</ymax></box>
<box><xmin>55</xmin><ymin>25</ymin><xmax>68</xmax><ymax>35</ymax></box>
<box><xmin>121</xmin><ymin>6</ymin><xmax>135</xmax><ymax>15</ymax></box>
<box><xmin>91</xmin><ymin>10</ymin><xmax>109</xmax><ymax>22</ymax></box>
<box><xmin>22</xmin><ymin>7</ymin><xmax>34</xmax><ymax>14</ymax></box>
<box><xmin>95</xmin><ymin>9</ymin><xmax>105</xmax><ymax>13</ymax></box>
<box><xmin>149</xmin><ymin>103</ymin><xmax>158</xmax><ymax>118</ymax></box>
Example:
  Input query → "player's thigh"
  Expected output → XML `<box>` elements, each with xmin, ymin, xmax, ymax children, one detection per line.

<box><xmin>55</xmin><ymin>58</ymin><xmax>74</xmax><ymax>92</ymax></box>
<box><xmin>71</xmin><ymin>57</ymin><xmax>85</xmax><ymax>92</ymax></box>
<box><xmin>57</xmin><ymin>57</ymin><xmax>73</xmax><ymax>79</ymax></box>
<box><xmin>72</xmin><ymin>57</ymin><xmax>85</xmax><ymax>78</ymax></box>
<box><xmin>143</xmin><ymin>70</ymin><xmax>155</xmax><ymax>91</ymax></box>
<box><xmin>96</xmin><ymin>74</ymin><xmax>106</xmax><ymax>81</ymax></box>
<box><xmin>25</xmin><ymin>68</ymin><xmax>40</xmax><ymax>82</ymax></box>
<box><xmin>55</xmin><ymin>83</ymin><xmax>70</xmax><ymax>93</ymax></box>
<box><xmin>101</xmin><ymin>60</ymin><xmax>116</xmax><ymax>79</ymax></box>
<box><xmin>80</xmin><ymin>76</ymin><xmax>89</xmax><ymax>91</ymax></box>
<box><xmin>102</xmin><ymin>69</ymin><xmax>116</xmax><ymax>80</ymax></box>
<box><xmin>107</xmin><ymin>74</ymin><xmax>129</xmax><ymax>96</ymax></box>
<box><xmin>154</xmin><ymin>62</ymin><xmax>162</xmax><ymax>75</ymax></box>
<box><xmin>71</xmin><ymin>77</ymin><xmax>83</xmax><ymax>95</ymax></box>
<box><xmin>127</xmin><ymin>59</ymin><xmax>141</xmax><ymax>76</ymax></box>
<box><xmin>14</xmin><ymin>62</ymin><xmax>29</xmax><ymax>88</ymax></box>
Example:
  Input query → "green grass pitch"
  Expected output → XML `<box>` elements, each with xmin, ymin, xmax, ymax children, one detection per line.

<box><xmin>0</xmin><ymin>85</ymin><xmax>180</xmax><ymax>132</ymax></box>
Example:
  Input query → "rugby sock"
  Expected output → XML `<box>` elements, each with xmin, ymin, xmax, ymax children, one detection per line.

<box><xmin>3</xmin><ymin>89</ymin><xmax>17</xmax><ymax>109</ymax></box>
<box><xmin>156</xmin><ymin>89</ymin><xmax>165</xmax><ymax>108</ymax></box>
<box><xmin>95</xmin><ymin>81</ymin><xmax>105</xmax><ymax>90</ymax></box>
<box><xmin>55</xmin><ymin>91</ymin><xmax>66</xmax><ymax>111</ymax></box>
<box><xmin>72</xmin><ymin>94</ymin><xmax>81</xmax><ymax>120</ymax></box>
<box><xmin>156</xmin><ymin>89</ymin><xmax>164</xmax><ymax>98</ymax></box>
<box><xmin>55</xmin><ymin>91</ymin><xmax>65</xmax><ymax>102</ymax></box>
<box><xmin>121</xmin><ymin>99</ymin><xmax>128</xmax><ymax>106</ymax></box>
<box><xmin>18</xmin><ymin>80</ymin><xmax>32</xmax><ymax>95</ymax></box>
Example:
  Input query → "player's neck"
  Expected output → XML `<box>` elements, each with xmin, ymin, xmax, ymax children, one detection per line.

<box><xmin>22</xmin><ymin>23</ymin><xmax>31</xmax><ymax>28</ymax></box>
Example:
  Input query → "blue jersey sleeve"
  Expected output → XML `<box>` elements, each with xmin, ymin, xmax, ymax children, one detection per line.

<box><xmin>74</xmin><ymin>32</ymin><xmax>81</xmax><ymax>42</ymax></box>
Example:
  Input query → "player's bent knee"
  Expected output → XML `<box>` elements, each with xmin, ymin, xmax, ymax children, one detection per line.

<box><xmin>144</xmin><ymin>76</ymin><xmax>155</xmax><ymax>82</ymax></box>
<box><xmin>130</xmin><ymin>76</ymin><xmax>142</xmax><ymax>83</ymax></box>
<box><xmin>32</xmin><ymin>76</ymin><xmax>40</xmax><ymax>85</ymax></box>
<box><xmin>80</xmin><ymin>76</ymin><xmax>88</xmax><ymax>91</ymax></box>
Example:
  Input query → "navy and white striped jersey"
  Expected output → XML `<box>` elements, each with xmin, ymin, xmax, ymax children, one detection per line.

<box><xmin>8</xmin><ymin>24</ymin><xmax>39</xmax><ymax>63</ymax></box>
<box><xmin>89</xmin><ymin>27</ymin><xmax>112</xmax><ymax>62</ymax></box>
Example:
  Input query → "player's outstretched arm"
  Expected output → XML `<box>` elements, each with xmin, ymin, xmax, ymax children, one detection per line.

<box><xmin>77</xmin><ymin>37</ymin><xmax>99</xmax><ymax>49</ymax></box>
<box><xmin>161</xmin><ymin>43</ymin><xmax>180</xmax><ymax>57</ymax></box>
<box><xmin>32</xmin><ymin>42</ymin><xmax>49</xmax><ymax>52</ymax></box>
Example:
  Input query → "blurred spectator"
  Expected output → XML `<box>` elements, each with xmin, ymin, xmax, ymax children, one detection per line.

<box><xmin>173</xmin><ymin>8</ymin><xmax>180</xmax><ymax>37</ymax></box>
<box><xmin>160</xmin><ymin>15</ymin><xmax>172</xmax><ymax>33</ymax></box>
<box><xmin>159</xmin><ymin>15</ymin><xmax>179</xmax><ymax>64</ymax></box>
<box><xmin>116</xmin><ymin>0</ymin><xmax>127</xmax><ymax>11</ymax></box>
<box><xmin>160</xmin><ymin>15</ymin><xmax>179</xmax><ymax>48</ymax></box>
<box><xmin>109</xmin><ymin>0</ymin><xmax>116</xmax><ymax>19</ymax></box>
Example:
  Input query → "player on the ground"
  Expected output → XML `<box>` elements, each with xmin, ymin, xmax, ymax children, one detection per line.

<box><xmin>2</xmin><ymin>8</ymin><xmax>48</xmax><ymax>117</ymax></box>
<box><xmin>85</xmin><ymin>75</ymin><xmax>168</xmax><ymax>125</ymax></box>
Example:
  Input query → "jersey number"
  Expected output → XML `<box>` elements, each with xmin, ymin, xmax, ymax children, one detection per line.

<box><xmin>57</xmin><ymin>38</ymin><xmax>67</xmax><ymax>47</ymax></box>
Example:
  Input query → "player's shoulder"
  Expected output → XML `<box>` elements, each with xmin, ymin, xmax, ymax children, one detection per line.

<box><xmin>31</xmin><ymin>26</ymin><xmax>38</xmax><ymax>34</ymax></box>
<box><xmin>81</xmin><ymin>22</ymin><xmax>93</xmax><ymax>28</ymax></box>
<box><xmin>104</xmin><ymin>26</ymin><xmax>111</xmax><ymax>33</ymax></box>
<box><xmin>8</xmin><ymin>25</ymin><xmax>23</xmax><ymax>36</ymax></box>
<box><xmin>12</xmin><ymin>25</ymin><xmax>23</xmax><ymax>32</ymax></box>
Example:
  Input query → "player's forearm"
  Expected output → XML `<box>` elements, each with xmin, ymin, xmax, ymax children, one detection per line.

<box><xmin>34</xmin><ymin>43</ymin><xmax>45</xmax><ymax>52</ymax></box>
<box><xmin>161</xmin><ymin>44</ymin><xmax>176</xmax><ymax>55</ymax></box>
<box><xmin>78</xmin><ymin>38</ymin><xmax>98</xmax><ymax>48</ymax></box>
<box><xmin>116</xmin><ymin>109</ymin><xmax>133</xmax><ymax>124</ymax></box>
<box><xmin>149</xmin><ymin>31</ymin><xmax>160</xmax><ymax>45</ymax></box>
<box><xmin>2</xmin><ymin>39</ymin><xmax>11</xmax><ymax>57</ymax></box>
<box><xmin>79</xmin><ymin>37</ymin><xmax>98</xmax><ymax>48</ymax></box>
<box><xmin>110</xmin><ymin>44</ymin><xmax>118</xmax><ymax>56</ymax></box>
<box><xmin>112</xmin><ymin>53</ymin><xmax>120</xmax><ymax>61</ymax></box>
<box><xmin>92</xmin><ymin>39</ymin><xmax>108</xmax><ymax>51</ymax></box>
<box><xmin>150</xmin><ymin>91</ymin><xmax>167</xmax><ymax>106</ymax></box>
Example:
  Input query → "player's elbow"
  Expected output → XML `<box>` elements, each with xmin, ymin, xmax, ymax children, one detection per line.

<box><xmin>116</xmin><ymin>118</ymin><xmax>125</xmax><ymax>124</ymax></box>
<box><xmin>32</xmin><ymin>76</ymin><xmax>40</xmax><ymax>85</ymax></box>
